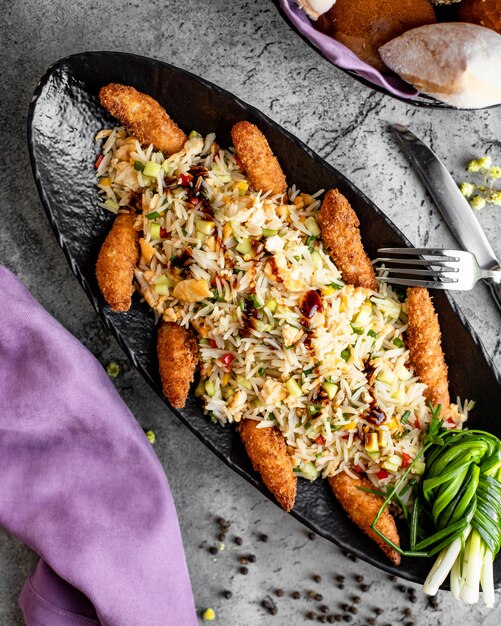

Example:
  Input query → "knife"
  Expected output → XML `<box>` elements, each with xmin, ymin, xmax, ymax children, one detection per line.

<box><xmin>391</xmin><ymin>123</ymin><xmax>501</xmax><ymax>312</ymax></box>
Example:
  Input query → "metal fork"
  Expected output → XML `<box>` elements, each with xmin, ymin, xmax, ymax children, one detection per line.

<box><xmin>374</xmin><ymin>248</ymin><xmax>501</xmax><ymax>290</ymax></box>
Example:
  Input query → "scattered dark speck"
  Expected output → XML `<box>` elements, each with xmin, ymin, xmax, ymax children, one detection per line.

<box><xmin>222</xmin><ymin>590</ymin><xmax>232</xmax><ymax>599</ymax></box>
<box><xmin>319</xmin><ymin>605</ymin><xmax>329</xmax><ymax>613</ymax></box>
<box><xmin>292</xmin><ymin>591</ymin><xmax>301</xmax><ymax>600</ymax></box>
<box><xmin>313</xmin><ymin>574</ymin><xmax>322</xmax><ymax>583</ymax></box>
<box><xmin>247</xmin><ymin>554</ymin><xmax>256</xmax><ymax>563</ymax></box>
<box><xmin>258</xmin><ymin>533</ymin><xmax>268</xmax><ymax>542</ymax></box>
<box><xmin>208</xmin><ymin>546</ymin><xmax>218</xmax><ymax>555</ymax></box>
<box><xmin>354</xmin><ymin>575</ymin><xmax>363</xmax><ymax>583</ymax></box>
<box><xmin>307</xmin><ymin>611</ymin><xmax>317</xmax><ymax>620</ymax></box>
<box><xmin>308</xmin><ymin>532</ymin><xmax>316</xmax><ymax>540</ymax></box>
<box><xmin>240</xmin><ymin>566</ymin><xmax>248</xmax><ymax>575</ymax></box>
<box><xmin>275</xmin><ymin>588</ymin><xmax>284</xmax><ymax>597</ymax></box>
<box><xmin>234</xmin><ymin>536</ymin><xmax>243</xmax><ymax>545</ymax></box>
<box><xmin>360</xmin><ymin>584</ymin><xmax>370</xmax><ymax>592</ymax></box>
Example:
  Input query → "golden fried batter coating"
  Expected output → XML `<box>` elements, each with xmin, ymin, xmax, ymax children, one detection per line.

<box><xmin>237</xmin><ymin>419</ymin><xmax>297</xmax><ymax>512</ymax></box>
<box><xmin>99</xmin><ymin>84</ymin><xmax>187</xmax><ymax>155</ymax></box>
<box><xmin>318</xmin><ymin>189</ymin><xmax>376</xmax><ymax>290</ymax></box>
<box><xmin>157</xmin><ymin>322</ymin><xmax>198</xmax><ymax>409</ymax></box>
<box><xmin>95</xmin><ymin>212</ymin><xmax>139</xmax><ymax>311</ymax></box>
<box><xmin>406</xmin><ymin>287</ymin><xmax>450</xmax><ymax>413</ymax></box>
<box><xmin>329</xmin><ymin>472</ymin><xmax>401</xmax><ymax>565</ymax></box>
<box><xmin>231</xmin><ymin>121</ymin><xmax>287</xmax><ymax>196</ymax></box>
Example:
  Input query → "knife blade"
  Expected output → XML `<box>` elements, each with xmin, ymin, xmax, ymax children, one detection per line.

<box><xmin>391</xmin><ymin>123</ymin><xmax>501</xmax><ymax>311</ymax></box>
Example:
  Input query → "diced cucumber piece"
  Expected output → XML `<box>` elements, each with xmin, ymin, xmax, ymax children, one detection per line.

<box><xmin>413</xmin><ymin>461</ymin><xmax>426</xmax><ymax>475</ymax></box>
<box><xmin>367</xmin><ymin>451</ymin><xmax>380</xmax><ymax>460</ymax></box>
<box><xmin>150</xmin><ymin>223</ymin><xmax>161</xmax><ymax>240</ymax></box>
<box><xmin>311</xmin><ymin>250</ymin><xmax>323</xmax><ymax>270</ymax></box>
<box><xmin>236</xmin><ymin>375</ymin><xmax>252</xmax><ymax>390</ymax></box>
<box><xmin>265</xmin><ymin>299</ymin><xmax>277</xmax><ymax>313</ymax></box>
<box><xmin>222</xmin><ymin>386</ymin><xmax>235</xmax><ymax>400</ymax></box>
<box><xmin>377</xmin><ymin>369</ymin><xmax>396</xmax><ymax>384</ymax></box>
<box><xmin>373</xmin><ymin>297</ymin><xmax>401</xmax><ymax>319</ymax></box>
<box><xmin>153</xmin><ymin>275</ymin><xmax>170</xmax><ymax>296</ymax></box>
<box><xmin>381</xmin><ymin>460</ymin><xmax>400</xmax><ymax>473</ymax></box>
<box><xmin>103</xmin><ymin>199</ymin><xmax>119</xmax><ymax>213</ymax></box>
<box><xmin>262</xmin><ymin>228</ymin><xmax>278</xmax><ymax>237</ymax></box>
<box><xmin>352</xmin><ymin>303</ymin><xmax>372</xmax><ymax>330</ymax></box>
<box><xmin>143</xmin><ymin>161</ymin><xmax>162</xmax><ymax>177</ymax></box>
<box><xmin>387</xmin><ymin>454</ymin><xmax>403</xmax><ymax>467</ymax></box>
<box><xmin>189</xmin><ymin>130</ymin><xmax>202</xmax><ymax>138</ymax></box>
<box><xmin>364</xmin><ymin>433</ymin><xmax>379</xmax><ymax>453</ymax></box>
<box><xmin>286</xmin><ymin>377</ymin><xmax>302</xmax><ymax>399</ymax></box>
<box><xmin>294</xmin><ymin>461</ymin><xmax>318</xmax><ymax>481</ymax></box>
<box><xmin>304</xmin><ymin>216</ymin><xmax>321</xmax><ymax>237</ymax></box>
<box><xmin>378</xmin><ymin>430</ymin><xmax>388</xmax><ymax>447</ymax></box>
<box><xmin>205</xmin><ymin>380</ymin><xmax>217</xmax><ymax>397</ymax></box>
<box><xmin>196</xmin><ymin>232</ymin><xmax>208</xmax><ymax>243</ymax></box>
<box><xmin>322</xmin><ymin>381</ymin><xmax>338</xmax><ymax>400</ymax></box>
<box><xmin>195</xmin><ymin>220</ymin><xmax>215</xmax><ymax>235</ymax></box>
<box><xmin>307</xmin><ymin>404</ymin><xmax>322</xmax><ymax>417</ymax></box>
<box><xmin>236</xmin><ymin>238</ymin><xmax>252</xmax><ymax>255</ymax></box>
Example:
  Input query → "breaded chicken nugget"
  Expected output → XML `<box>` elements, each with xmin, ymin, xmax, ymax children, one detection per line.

<box><xmin>237</xmin><ymin>419</ymin><xmax>297</xmax><ymax>512</ymax></box>
<box><xmin>157</xmin><ymin>322</ymin><xmax>198</xmax><ymax>409</ymax></box>
<box><xmin>99</xmin><ymin>84</ymin><xmax>187</xmax><ymax>155</ymax></box>
<box><xmin>231</xmin><ymin>121</ymin><xmax>287</xmax><ymax>196</ymax></box>
<box><xmin>329</xmin><ymin>472</ymin><xmax>401</xmax><ymax>565</ymax></box>
<box><xmin>406</xmin><ymin>287</ymin><xmax>450</xmax><ymax>412</ymax></box>
<box><xmin>318</xmin><ymin>189</ymin><xmax>376</xmax><ymax>290</ymax></box>
<box><xmin>96</xmin><ymin>212</ymin><xmax>139</xmax><ymax>311</ymax></box>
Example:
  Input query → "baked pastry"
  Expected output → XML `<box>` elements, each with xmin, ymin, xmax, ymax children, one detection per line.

<box><xmin>379</xmin><ymin>23</ymin><xmax>501</xmax><ymax>108</ymax></box>
<box><xmin>317</xmin><ymin>0</ymin><xmax>436</xmax><ymax>71</ymax></box>
<box><xmin>458</xmin><ymin>0</ymin><xmax>501</xmax><ymax>34</ymax></box>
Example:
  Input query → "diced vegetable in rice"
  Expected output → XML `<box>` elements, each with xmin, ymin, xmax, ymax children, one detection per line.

<box><xmin>95</xmin><ymin>128</ymin><xmax>471</xmax><ymax>492</ymax></box>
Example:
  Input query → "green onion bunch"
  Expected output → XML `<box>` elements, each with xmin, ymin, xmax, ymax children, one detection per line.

<box><xmin>368</xmin><ymin>407</ymin><xmax>501</xmax><ymax>607</ymax></box>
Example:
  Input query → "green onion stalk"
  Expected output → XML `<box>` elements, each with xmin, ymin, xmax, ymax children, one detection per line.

<box><xmin>367</xmin><ymin>406</ymin><xmax>501</xmax><ymax>607</ymax></box>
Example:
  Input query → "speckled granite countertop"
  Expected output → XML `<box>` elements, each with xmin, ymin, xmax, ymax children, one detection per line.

<box><xmin>1</xmin><ymin>1</ymin><xmax>500</xmax><ymax>624</ymax></box>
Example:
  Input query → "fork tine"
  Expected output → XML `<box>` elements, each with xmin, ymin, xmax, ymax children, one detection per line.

<box><xmin>377</xmin><ymin>248</ymin><xmax>460</xmax><ymax>260</ymax></box>
<box><xmin>378</xmin><ymin>277</ymin><xmax>457</xmax><ymax>289</ymax></box>
<box><xmin>377</xmin><ymin>267</ymin><xmax>458</xmax><ymax>276</ymax></box>
<box><xmin>374</xmin><ymin>257</ymin><xmax>457</xmax><ymax>267</ymax></box>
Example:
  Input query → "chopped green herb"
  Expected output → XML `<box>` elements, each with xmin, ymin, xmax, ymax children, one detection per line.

<box><xmin>393</xmin><ymin>338</ymin><xmax>404</xmax><ymax>348</ymax></box>
<box><xmin>106</xmin><ymin>361</ymin><xmax>120</xmax><ymax>378</ymax></box>
<box><xmin>393</xmin><ymin>287</ymin><xmax>406</xmax><ymax>302</ymax></box>
<box><xmin>258</xmin><ymin>367</ymin><xmax>266</xmax><ymax>376</ymax></box>
<box><xmin>401</xmin><ymin>410</ymin><xmax>411</xmax><ymax>424</ymax></box>
<box><xmin>351</xmin><ymin>325</ymin><xmax>364</xmax><ymax>335</ymax></box>
<box><xmin>341</xmin><ymin>347</ymin><xmax>351</xmax><ymax>362</ymax></box>
<box><xmin>327</xmin><ymin>282</ymin><xmax>343</xmax><ymax>290</ymax></box>
<box><xmin>145</xmin><ymin>211</ymin><xmax>161</xmax><ymax>220</ymax></box>
<box><xmin>133</xmin><ymin>160</ymin><xmax>145</xmax><ymax>172</ymax></box>
<box><xmin>209</xmin><ymin>412</ymin><xmax>218</xmax><ymax>424</ymax></box>
<box><xmin>368</xmin><ymin>330</ymin><xmax>378</xmax><ymax>339</ymax></box>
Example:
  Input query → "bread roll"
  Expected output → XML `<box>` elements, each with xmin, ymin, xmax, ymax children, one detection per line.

<box><xmin>317</xmin><ymin>0</ymin><xmax>436</xmax><ymax>71</ymax></box>
<box><xmin>458</xmin><ymin>0</ymin><xmax>501</xmax><ymax>34</ymax></box>
<box><xmin>379</xmin><ymin>23</ymin><xmax>501</xmax><ymax>108</ymax></box>
<box><xmin>296</xmin><ymin>0</ymin><xmax>336</xmax><ymax>20</ymax></box>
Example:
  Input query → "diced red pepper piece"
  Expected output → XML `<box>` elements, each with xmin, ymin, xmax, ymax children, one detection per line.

<box><xmin>160</xmin><ymin>227</ymin><xmax>168</xmax><ymax>238</ymax></box>
<box><xmin>446</xmin><ymin>417</ymin><xmax>456</xmax><ymax>425</ymax></box>
<box><xmin>315</xmin><ymin>434</ymin><xmax>325</xmax><ymax>446</ymax></box>
<box><xmin>401</xmin><ymin>453</ymin><xmax>412</xmax><ymax>469</ymax></box>
<box><xmin>189</xmin><ymin>196</ymin><xmax>199</xmax><ymax>206</ymax></box>
<box><xmin>95</xmin><ymin>154</ymin><xmax>104</xmax><ymax>169</ymax></box>
<box><xmin>221</xmin><ymin>353</ymin><xmax>234</xmax><ymax>366</ymax></box>
<box><xmin>376</xmin><ymin>469</ymin><xmax>389</xmax><ymax>480</ymax></box>
<box><xmin>179</xmin><ymin>173</ymin><xmax>193</xmax><ymax>187</ymax></box>
<box><xmin>209</xmin><ymin>339</ymin><xmax>217</xmax><ymax>348</ymax></box>
<box><xmin>414</xmin><ymin>417</ymin><xmax>420</xmax><ymax>430</ymax></box>
<box><xmin>354</xmin><ymin>464</ymin><xmax>364</xmax><ymax>474</ymax></box>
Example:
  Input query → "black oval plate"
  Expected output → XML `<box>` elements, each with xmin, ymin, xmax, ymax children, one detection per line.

<box><xmin>28</xmin><ymin>52</ymin><xmax>501</xmax><ymax>586</ymax></box>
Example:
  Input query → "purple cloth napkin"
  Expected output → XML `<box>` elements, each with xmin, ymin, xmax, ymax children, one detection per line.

<box><xmin>0</xmin><ymin>267</ymin><xmax>197</xmax><ymax>626</ymax></box>
<box><xmin>280</xmin><ymin>0</ymin><xmax>419</xmax><ymax>99</ymax></box>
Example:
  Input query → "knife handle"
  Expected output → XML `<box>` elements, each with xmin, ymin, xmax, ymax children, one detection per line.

<box><xmin>486</xmin><ymin>280</ymin><xmax>501</xmax><ymax>314</ymax></box>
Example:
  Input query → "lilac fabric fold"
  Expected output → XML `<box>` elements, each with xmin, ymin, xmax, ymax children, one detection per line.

<box><xmin>0</xmin><ymin>267</ymin><xmax>197</xmax><ymax>626</ymax></box>
<box><xmin>280</xmin><ymin>0</ymin><xmax>419</xmax><ymax>99</ymax></box>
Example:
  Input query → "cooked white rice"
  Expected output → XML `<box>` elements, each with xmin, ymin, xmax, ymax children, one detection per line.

<box><xmin>95</xmin><ymin>127</ymin><xmax>471</xmax><ymax>490</ymax></box>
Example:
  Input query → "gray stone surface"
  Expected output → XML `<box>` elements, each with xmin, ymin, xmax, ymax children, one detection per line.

<box><xmin>1</xmin><ymin>0</ymin><xmax>500</xmax><ymax>624</ymax></box>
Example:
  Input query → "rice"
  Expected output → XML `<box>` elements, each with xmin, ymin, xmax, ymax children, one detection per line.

<box><xmin>95</xmin><ymin>127</ymin><xmax>471</xmax><ymax>490</ymax></box>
